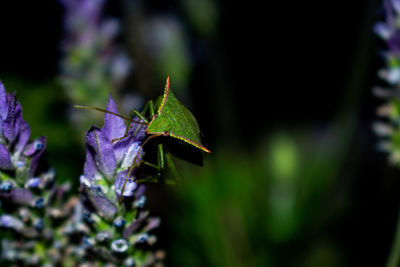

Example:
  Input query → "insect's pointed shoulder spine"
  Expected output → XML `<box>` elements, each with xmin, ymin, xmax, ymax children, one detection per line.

<box><xmin>157</xmin><ymin>77</ymin><xmax>171</xmax><ymax>115</ymax></box>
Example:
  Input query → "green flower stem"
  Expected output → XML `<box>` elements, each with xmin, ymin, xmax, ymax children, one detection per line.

<box><xmin>386</xmin><ymin>206</ymin><xmax>400</xmax><ymax>267</ymax></box>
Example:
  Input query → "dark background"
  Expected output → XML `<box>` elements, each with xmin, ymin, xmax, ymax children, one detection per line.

<box><xmin>0</xmin><ymin>0</ymin><xmax>398</xmax><ymax>266</ymax></box>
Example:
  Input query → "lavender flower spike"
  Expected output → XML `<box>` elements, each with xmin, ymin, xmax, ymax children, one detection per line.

<box><xmin>0</xmin><ymin>82</ymin><xmax>46</xmax><ymax>205</ymax></box>
<box><xmin>77</xmin><ymin>95</ymin><xmax>161</xmax><ymax>265</ymax></box>
<box><xmin>81</xmin><ymin>94</ymin><xmax>145</xmax><ymax>201</ymax></box>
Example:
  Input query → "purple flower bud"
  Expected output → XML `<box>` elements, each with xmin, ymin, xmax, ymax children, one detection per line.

<box><xmin>0</xmin><ymin>81</ymin><xmax>8</xmax><ymax>119</ymax></box>
<box><xmin>111</xmin><ymin>239</ymin><xmax>128</xmax><ymax>253</ymax></box>
<box><xmin>0</xmin><ymin>214</ymin><xmax>24</xmax><ymax>231</ymax></box>
<box><xmin>14</xmin><ymin>120</ymin><xmax>30</xmax><ymax>157</ymax></box>
<box><xmin>0</xmin><ymin>143</ymin><xmax>12</xmax><ymax>170</ymax></box>
<box><xmin>135</xmin><ymin>233</ymin><xmax>149</xmax><ymax>244</ymax></box>
<box><xmin>392</xmin><ymin>0</ymin><xmax>400</xmax><ymax>13</ymax></box>
<box><xmin>388</xmin><ymin>31</ymin><xmax>400</xmax><ymax>54</ymax></box>
<box><xmin>0</xmin><ymin>180</ymin><xmax>14</xmax><ymax>192</ymax></box>
<box><xmin>123</xmin><ymin>257</ymin><xmax>136</xmax><ymax>267</ymax></box>
<box><xmin>95</xmin><ymin>231</ymin><xmax>111</xmax><ymax>243</ymax></box>
<box><xmin>113</xmin><ymin>217</ymin><xmax>126</xmax><ymax>228</ymax></box>
<box><xmin>115</xmin><ymin>171</ymin><xmax>137</xmax><ymax>197</ymax></box>
<box><xmin>87</xmin><ymin>186</ymin><xmax>117</xmax><ymax>220</ymax></box>
<box><xmin>26</xmin><ymin>136</ymin><xmax>46</xmax><ymax>176</ymax></box>
<box><xmin>26</xmin><ymin>177</ymin><xmax>41</xmax><ymax>188</ymax></box>
<box><xmin>102</xmin><ymin>95</ymin><xmax>127</xmax><ymax>142</ymax></box>
<box><xmin>0</xmin><ymin>188</ymin><xmax>33</xmax><ymax>205</ymax></box>
<box><xmin>85</xmin><ymin>126</ymin><xmax>117</xmax><ymax>180</ymax></box>
<box><xmin>23</xmin><ymin>138</ymin><xmax>45</xmax><ymax>157</ymax></box>
<box><xmin>144</xmin><ymin>217</ymin><xmax>161</xmax><ymax>232</ymax></box>
<box><xmin>31</xmin><ymin>197</ymin><xmax>45</xmax><ymax>209</ymax></box>
<box><xmin>33</xmin><ymin>218</ymin><xmax>44</xmax><ymax>231</ymax></box>
<box><xmin>134</xmin><ymin>195</ymin><xmax>146</xmax><ymax>208</ymax></box>
<box><xmin>123</xmin><ymin>211</ymin><xmax>148</xmax><ymax>239</ymax></box>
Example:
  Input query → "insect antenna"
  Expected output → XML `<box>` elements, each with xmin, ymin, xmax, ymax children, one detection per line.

<box><xmin>74</xmin><ymin>105</ymin><xmax>148</xmax><ymax>125</ymax></box>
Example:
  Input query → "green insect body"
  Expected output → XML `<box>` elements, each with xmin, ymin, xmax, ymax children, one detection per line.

<box><xmin>147</xmin><ymin>77</ymin><xmax>211</xmax><ymax>153</ymax></box>
<box><xmin>75</xmin><ymin>77</ymin><xmax>211</xmax><ymax>199</ymax></box>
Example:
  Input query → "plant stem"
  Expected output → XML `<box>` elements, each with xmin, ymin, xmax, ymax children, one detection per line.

<box><xmin>386</xmin><ymin>206</ymin><xmax>400</xmax><ymax>267</ymax></box>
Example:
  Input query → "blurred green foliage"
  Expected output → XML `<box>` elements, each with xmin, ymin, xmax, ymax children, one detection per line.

<box><xmin>167</xmin><ymin>131</ymin><xmax>348</xmax><ymax>267</ymax></box>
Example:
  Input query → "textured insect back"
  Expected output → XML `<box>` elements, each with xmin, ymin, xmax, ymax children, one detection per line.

<box><xmin>0</xmin><ymin>82</ymin><xmax>78</xmax><ymax>265</ymax></box>
<box><xmin>147</xmin><ymin>77</ymin><xmax>211</xmax><ymax>153</ymax></box>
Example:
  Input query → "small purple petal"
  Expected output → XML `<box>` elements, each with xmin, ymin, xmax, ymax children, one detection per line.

<box><xmin>0</xmin><ymin>144</ymin><xmax>12</xmax><ymax>170</ymax></box>
<box><xmin>26</xmin><ymin>177</ymin><xmax>41</xmax><ymax>188</ymax></box>
<box><xmin>388</xmin><ymin>31</ymin><xmax>400</xmax><ymax>54</ymax></box>
<box><xmin>113</xmin><ymin>124</ymin><xmax>145</xmax><ymax>165</ymax></box>
<box><xmin>0</xmin><ymin>215</ymin><xmax>23</xmax><ymax>230</ymax></box>
<box><xmin>2</xmin><ymin>93</ymin><xmax>19</xmax><ymax>143</ymax></box>
<box><xmin>100</xmin><ymin>19</ymin><xmax>119</xmax><ymax>40</ymax></box>
<box><xmin>121</xmin><ymin>142</ymin><xmax>142</xmax><ymax>169</ymax></box>
<box><xmin>374</xmin><ymin>22</ymin><xmax>391</xmax><ymax>39</ymax></box>
<box><xmin>88</xmin><ymin>186</ymin><xmax>117</xmax><ymax>220</ymax></box>
<box><xmin>0</xmin><ymin>81</ymin><xmax>8</xmax><ymax>119</ymax></box>
<box><xmin>80</xmin><ymin>175</ymin><xmax>92</xmax><ymax>188</ymax></box>
<box><xmin>26</xmin><ymin>136</ymin><xmax>46</xmax><ymax>176</ymax></box>
<box><xmin>123</xmin><ymin>211</ymin><xmax>148</xmax><ymax>239</ymax></box>
<box><xmin>391</xmin><ymin>0</ymin><xmax>400</xmax><ymax>13</ymax></box>
<box><xmin>133</xmin><ymin>195</ymin><xmax>146</xmax><ymax>208</ymax></box>
<box><xmin>23</xmin><ymin>137</ymin><xmax>45</xmax><ymax>157</ymax></box>
<box><xmin>111</xmin><ymin>239</ymin><xmax>129</xmax><ymax>253</ymax></box>
<box><xmin>144</xmin><ymin>217</ymin><xmax>161</xmax><ymax>232</ymax></box>
<box><xmin>135</xmin><ymin>184</ymin><xmax>147</xmax><ymax>198</ymax></box>
<box><xmin>83</xmin><ymin>147</ymin><xmax>97</xmax><ymax>181</ymax></box>
<box><xmin>115</xmin><ymin>171</ymin><xmax>137</xmax><ymax>197</ymax></box>
<box><xmin>14</xmin><ymin>119</ymin><xmax>30</xmax><ymax>157</ymax></box>
<box><xmin>0</xmin><ymin>188</ymin><xmax>33</xmax><ymax>205</ymax></box>
<box><xmin>86</xmin><ymin>126</ymin><xmax>117</xmax><ymax>180</ymax></box>
<box><xmin>102</xmin><ymin>95</ymin><xmax>126</xmax><ymax>141</ymax></box>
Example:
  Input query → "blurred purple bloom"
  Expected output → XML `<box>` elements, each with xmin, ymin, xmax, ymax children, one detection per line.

<box><xmin>388</xmin><ymin>30</ymin><xmax>400</xmax><ymax>53</ymax></box>
<box><xmin>391</xmin><ymin>0</ymin><xmax>400</xmax><ymax>13</ymax></box>
<box><xmin>0</xmin><ymin>188</ymin><xmax>33</xmax><ymax>205</ymax></box>
<box><xmin>375</xmin><ymin>0</ymin><xmax>400</xmax><ymax>41</ymax></box>
<box><xmin>0</xmin><ymin>215</ymin><xmax>23</xmax><ymax>231</ymax></box>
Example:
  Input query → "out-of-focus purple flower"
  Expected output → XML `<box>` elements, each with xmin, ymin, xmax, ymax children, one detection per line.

<box><xmin>0</xmin><ymin>188</ymin><xmax>33</xmax><ymax>205</ymax></box>
<box><xmin>375</xmin><ymin>0</ymin><xmax>400</xmax><ymax>42</ymax></box>
<box><xmin>391</xmin><ymin>0</ymin><xmax>400</xmax><ymax>13</ymax></box>
<box><xmin>0</xmin><ymin>214</ymin><xmax>24</xmax><ymax>231</ymax></box>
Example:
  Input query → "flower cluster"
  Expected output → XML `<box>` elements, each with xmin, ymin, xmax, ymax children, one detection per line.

<box><xmin>373</xmin><ymin>0</ymin><xmax>400</xmax><ymax>165</ymax></box>
<box><xmin>0</xmin><ymin>82</ymin><xmax>78</xmax><ymax>265</ymax></box>
<box><xmin>0</xmin><ymin>83</ymin><xmax>163</xmax><ymax>266</ymax></box>
<box><xmin>76</xmin><ymin>95</ymin><xmax>163</xmax><ymax>266</ymax></box>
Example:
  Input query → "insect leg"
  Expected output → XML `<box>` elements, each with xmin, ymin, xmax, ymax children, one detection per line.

<box><xmin>111</xmin><ymin>108</ymin><xmax>148</xmax><ymax>143</ymax></box>
<box><xmin>119</xmin><ymin>133</ymin><xmax>163</xmax><ymax>201</ymax></box>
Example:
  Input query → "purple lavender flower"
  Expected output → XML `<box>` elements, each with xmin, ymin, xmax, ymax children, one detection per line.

<box><xmin>0</xmin><ymin>82</ymin><xmax>46</xmax><ymax>204</ymax></box>
<box><xmin>80</xmin><ymin>95</ymin><xmax>146</xmax><ymax>216</ymax></box>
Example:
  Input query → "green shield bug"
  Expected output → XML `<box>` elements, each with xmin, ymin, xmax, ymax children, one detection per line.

<box><xmin>76</xmin><ymin>77</ymin><xmax>211</xmax><ymax>199</ymax></box>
